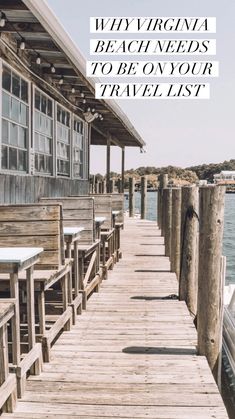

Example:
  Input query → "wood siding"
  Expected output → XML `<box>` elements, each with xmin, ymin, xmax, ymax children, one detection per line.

<box><xmin>0</xmin><ymin>174</ymin><xmax>89</xmax><ymax>204</ymax></box>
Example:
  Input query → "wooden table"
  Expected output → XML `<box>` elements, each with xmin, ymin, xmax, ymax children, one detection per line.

<box><xmin>0</xmin><ymin>247</ymin><xmax>43</xmax><ymax>366</ymax></box>
<box><xmin>63</xmin><ymin>227</ymin><xmax>84</xmax><ymax>299</ymax></box>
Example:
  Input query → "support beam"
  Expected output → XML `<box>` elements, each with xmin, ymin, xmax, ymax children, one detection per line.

<box><xmin>106</xmin><ymin>138</ymin><xmax>111</xmax><ymax>193</ymax></box>
<box><xmin>121</xmin><ymin>147</ymin><xmax>125</xmax><ymax>193</ymax></box>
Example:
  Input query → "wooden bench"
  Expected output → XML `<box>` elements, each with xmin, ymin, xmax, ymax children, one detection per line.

<box><xmin>0</xmin><ymin>299</ymin><xmax>17</xmax><ymax>413</ymax></box>
<box><xmin>0</xmin><ymin>204</ymin><xmax>73</xmax><ymax>366</ymax></box>
<box><xmin>40</xmin><ymin>197</ymin><xmax>101</xmax><ymax>310</ymax></box>
<box><xmin>73</xmin><ymin>194</ymin><xmax>116</xmax><ymax>278</ymax></box>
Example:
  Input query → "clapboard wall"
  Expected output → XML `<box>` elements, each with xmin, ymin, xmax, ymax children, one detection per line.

<box><xmin>0</xmin><ymin>174</ymin><xmax>89</xmax><ymax>204</ymax></box>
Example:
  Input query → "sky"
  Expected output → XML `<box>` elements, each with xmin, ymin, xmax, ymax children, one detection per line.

<box><xmin>47</xmin><ymin>0</ymin><xmax>235</xmax><ymax>174</ymax></box>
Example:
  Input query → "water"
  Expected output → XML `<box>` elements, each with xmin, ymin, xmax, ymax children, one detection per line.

<box><xmin>125</xmin><ymin>192</ymin><xmax>235</xmax><ymax>285</ymax></box>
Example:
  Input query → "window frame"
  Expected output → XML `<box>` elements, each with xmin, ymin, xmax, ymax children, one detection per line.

<box><xmin>0</xmin><ymin>59</ymin><xmax>31</xmax><ymax>174</ymax></box>
<box><xmin>72</xmin><ymin>114</ymin><xmax>88</xmax><ymax>180</ymax></box>
<box><xmin>32</xmin><ymin>84</ymin><xmax>55</xmax><ymax>177</ymax></box>
<box><xmin>55</xmin><ymin>102</ymin><xmax>72</xmax><ymax>178</ymax></box>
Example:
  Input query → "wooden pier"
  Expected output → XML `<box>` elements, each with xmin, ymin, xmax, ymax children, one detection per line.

<box><xmin>2</xmin><ymin>217</ymin><xmax>228</xmax><ymax>419</ymax></box>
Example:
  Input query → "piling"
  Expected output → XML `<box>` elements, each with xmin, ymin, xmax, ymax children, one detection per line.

<box><xmin>129</xmin><ymin>177</ymin><xmax>135</xmax><ymax>217</ymax></box>
<box><xmin>140</xmin><ymin>176</ymin><xmax>147</xmax><ymax>219</ymax></box>
<box><xmin>179</xmin><ymin>185</ymin><xmax>199</xmax><ymax>316</ymax></box>
<box><xmin>197</xmin><ymin>185</ymin><xmax>226</xmax><ymax>382</ymax></box>
<box><xmin>162</xmin><ymin>188</ymin><xmax>172</xmax><ymax>257</ymax></box>
<box><xmin>158</xmin><ymin>174</ymin><xmax>168</xmax><ymax>236</ymax></box>
<box><xmin>110</xmin><ymin>179</ymin><xmax>115</xmax><ymax>193</ymax></box>
<box><xmin>117</xmin><ymin>179</ymin><xmax>122</xmax><ymax>194</ymax></box>
<box><xmin>170</xmin><ymin>187</ymin><xmax>182</xmax><ymax>279</ymax></box>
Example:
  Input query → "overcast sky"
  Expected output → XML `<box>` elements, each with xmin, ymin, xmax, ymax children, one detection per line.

<box><xmin>47</xmin><ymin>0</ymin><xmax>235</xmax><ymax>174</ymax></box>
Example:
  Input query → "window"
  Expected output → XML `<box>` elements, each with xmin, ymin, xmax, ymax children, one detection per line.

<box><xmin>1</xmin><ymin>65</ymin><xmax>29</xmax><ymax>172</ymax></box>
<box><xmin>73</xmin><ymin>117</ymin><xmax>86</xmax><ymax>178</ymax></box>
<box><xmin>34</xmin><ymin>89</ymin><xmax>53</xmax><ymax>175</ymax></box>
<box><xmin>56</xmin><ymin>105</ymin><xmax>70</xmax><ymax>176</ymax></box>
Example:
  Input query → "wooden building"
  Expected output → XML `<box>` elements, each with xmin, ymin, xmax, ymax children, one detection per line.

<box><xmin>0</xmin><ymin>0</ymin><xmax>145</xmax><ymax>203</ymax></box>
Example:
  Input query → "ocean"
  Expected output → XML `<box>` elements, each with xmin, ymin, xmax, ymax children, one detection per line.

<box><xmin>125</xmin><ymin>192</ymin><xmax>235</xmax><ymax>285</ymax></box>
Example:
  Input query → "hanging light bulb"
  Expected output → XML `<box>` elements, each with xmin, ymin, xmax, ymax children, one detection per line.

<box><xmin>82</xmin><ymin>99</ymin><xmax>86</xmax><ymax>104</ymax></box>
<box><xmin>59</xmin><ymin>76</ymin><xmax>64</xmax><ymax>85</ymax></box>
<box><xmin>50</xmin><ymin>64</ymin><xmax>56</xmax><ymax>73</ymax></box>
<box><xmin>71</xmin><ymin>86</ymin><xmax>75</xmax><ymax>94</ymax></box>
<box><xmin>81</xmin><ymin>92</ymin><xmax>85</xmax><ymax>98</ymax></box>
<box><xmin>91</xmin><ymin>108</ymin><xmax>95</xmax><ymax>113</ymax></box>
<box><xmin>36</xmin><ymin>54</ymin><xmax>41</xmax><ymax>65</ymax></box>
<box><xmin>0</xmin><ymin>12</ymin><xmax>6</xmax><ymax>28</ymax></box>
<box><xmin>20</xmin><ymin>38</ymin><xmax>26</xmax><ymax>50</ymax></box>
<box><xmin>87</xmin><ymin>107</ymin><xmax>91</xmax><ymax>112</ymax></box>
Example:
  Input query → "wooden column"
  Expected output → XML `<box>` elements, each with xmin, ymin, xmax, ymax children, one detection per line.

<box><xmin>121</xmin><ymin>147</ymin><xmax>125</xmax><ymax>193</ymax></box>
<box><xmin>171</xmin><ymin>187</ymin><xmax>182</xmax><ymax>278</ymax></box>
<box><xmin>158</xmin><ymin>174</ymin><xmax>168</xmax><ymax>236</ymax></box>
<box><xmin>129</xmin><ymin>177</ymin><xmax>135</xmax><ymax>217</ymax></box>
<box><xmin>162</xmin><ymin>188</ymin><xmax>172</xmax><ymax>257</ymax></box>
<box><xmin>140</xmin><ymin>176</ymin><xmax>147</xmax><ymax>219</ymax></box>
<box><xmin>117</xmin><ymin>178</ymin><xmax>122</xmax><ymax>193</ymax></box>
<box><xmin>197</xmin><ymin>185</ymin><xmax>225</xmax><ymax>381</ymax></box>
<box><xmin>179</xmin><ymin>185</ymin><xmax>199</xmax><ymax>315</ymax></box>
<box><xmin>110</xmin><ymin>179</ymin><xmax>115</xmax><ymax>193</ymax></box>
<box><xmin>106</xmin><ymin>138</ymin><xmax>111</xmax><ymax>193</ymax></box>
<box><xmin>98</xmin><ymin>181</ymin><xmax>102</xmax><ymax>194</ymax></box>
<box><xmin>94</xmin><ymin>180</ymin><xmax>98</xmax><ymax>194</ymax></box>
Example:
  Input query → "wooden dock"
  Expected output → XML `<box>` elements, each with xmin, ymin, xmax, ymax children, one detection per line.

<box><xmin>2</xmin><ymin>217</ymin><xmax>229</xmax><ymax>419</ymax></box>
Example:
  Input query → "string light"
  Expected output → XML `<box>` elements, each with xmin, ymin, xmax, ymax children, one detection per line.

<box><xmin>19</xmin><ymin>38</ymin><xmax>26</xmax><ymax>50</ymax></box>
<box><xmin>0</xmin><ymin>12</ymin><xmax>6</xmax><ymax>27</ymax></box>
<box><xmin>59</xmin><ymin>76</ymin><xmax>64</xmax><ymax>85</ymax></box>
<box><xmin>87</xmin><ymin>107</ymin><xmax>91</xmax><ymax>112</ymax></box>
<box><xmin>81</xmin><ymin>92</ymin><xmax>85</xmax><ymax>98</ymax></box>
<box><xmin>50</xmin><ymin>64</ymin><xmax>56</xmax><ymax>73</ymax></box>
<box><xmin>71</xmin><ymin>86</ymin><xmax>75</xmax><ymax>93</ymax></box>
<box><xmin>82</xmin><ymin>98</ymin><xmax>86</xmax><ymax>104</ymax></box>
<box><xmin>92</xmin><ymin>108</ymin><xmax>95</xmax><ymax>113</ymax></box>
<box><xmin>36</xmin><ymin>54</ymin><xmax>41</xmax><ymax>65</ymax></box>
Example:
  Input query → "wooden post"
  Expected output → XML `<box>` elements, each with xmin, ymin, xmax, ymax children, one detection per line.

<box><xmin>117</xmin><ymin>178</ymin><xmax>122</xmax><ymax>193</ymax></box>
<box><xmin>171</xmin><ymin>188</ymin><xmax>182</xmax><ymax>278</ymax></box>
<box><xmin>121</xmin><ymin>147</ymin><xmax>125</xmax><ymax>193</ymax></box>
<box><xmin>129</xmin><ymin>177</ymin><xmax>135</xmax><ymax>217</ymax></box>
<box><xmin>179</xmin><ymin>185</ymin><xmax>199</xmax><ymax>316</ymax></box>
<box><xmin>98</xmin><ymin>181</ymin><xmax>102</xmax><ymax>194</ymax></box>
<box><xmin>140</xmin><ymin>176</ymin><xmax>147</xmax><ymax>219</ymax></box>
<box><xmin>110</xmin><ymin>179</ymin><xmax>115</xmax><ymax>193</ymax></box>
<box><xmin>106</xmin><ymin>139</ymin><xmax>111</xmax><ymax>193</ymax></box>
<box><xmin>158</xmin><ymin>174</ymin><xmax>168</xmax><ymax>235</ymax></box>
<box><xmin>162</xmin><ymin>188</ymin><xmax>172</xmax><ymax>257</ymax></box>
<box><xmin>197</xmin><ymin>185</ymin><xmax>225</xmax><ymax>381</ymax></box>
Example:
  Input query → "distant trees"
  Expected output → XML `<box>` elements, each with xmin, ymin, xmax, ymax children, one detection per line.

<box><xmin>90</xmin><ymin>159</ymin><xmax>235</xmax><ymax>186</ymax></box>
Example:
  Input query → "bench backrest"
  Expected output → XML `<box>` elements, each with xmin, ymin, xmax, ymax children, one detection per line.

<box><xmin>111</xmin><ymin>193</ymin><xmax>124</xmax><ymax>224</ymax></box>
<box><xmin>71</xmin><ymin>195</ymin><xmax>112</xmax><ymax>230</ymax></box>
<box><xmin>0</xmin><ymin>204</ymin><xmax>64</xmax><ymax>268</ymax></box>
<box><xmin>40</xmin><ymin>197</ymin><xmax>95</xmax><ymax>245</ymax></box>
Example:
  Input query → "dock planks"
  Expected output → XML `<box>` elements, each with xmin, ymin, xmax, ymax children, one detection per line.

<box><xmin>2</xmin><ymin>217</ymin><xmax>229</xmax><ymax>418</ymax></box>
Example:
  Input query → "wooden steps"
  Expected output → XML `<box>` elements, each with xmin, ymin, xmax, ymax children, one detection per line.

<box><xmin>2</xmin><ymin>217</ymin><xmax>229</xmax><ymax>419</ymax></box>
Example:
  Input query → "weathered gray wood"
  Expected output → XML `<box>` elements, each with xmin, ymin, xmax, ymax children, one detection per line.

<box><xmin>162</xmin><ymin>188</ymin><xmax>172</xmax><ymax>257</ymax></box>
<box><xmin>179</xmin><ymin>186</ymin><xmax>199</xmax><ymax>316</ymax></box>
<box><xmin>121</xmin><ymin>148</ymin><xmax>125</xmax><ymax>193</ymax></box>
<box><xmin>129</xmin><ymin>177</ymin><xmax>135</xmax><ymax>217</ymax></box>
<box><xmin>170</xmin><ymin>188</ymin><xmax>182</xmax><ymax>279</ymax></box>
<box><xmin>0</xmin><ymin>174</ymin><xmax>89</xmax><ymax>205</ymax></box>
<box><xmin>106</xmin><ymin>139</ymin><xmax>111</xmax><ymax>193</ymax></box>
<box><xmin>197</xmin><ymin>185</ymin><xmax>225</xmax><ymax>382</ymax></box>
<box><xmin>1</xmin><ymin>217</ymin><xmax>228</xmax><ymax>419</ymax></box>
<box><xmin>140</xmin><ymin>176</ymin><xmax>147</xmax><ymax>220</ymax></box>
<box><xmin>109</xmin><ymin>179</ymin><xmax>115</xmax><ymax>193</ymax></box>
<box><xmin>158</xmin><ymin>174</ymin><xmax>168</xmax><ymax>234</ymax></box>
